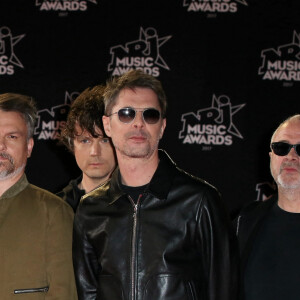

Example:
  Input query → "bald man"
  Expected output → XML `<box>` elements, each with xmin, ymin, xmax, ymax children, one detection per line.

<box><xmin>237</xmin><ymin>114</ymin><xmax>300</xmax><ymax>300</ymax></box>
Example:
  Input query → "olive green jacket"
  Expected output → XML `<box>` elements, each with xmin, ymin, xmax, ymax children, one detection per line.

<box><xmin>0</xmin><ymin>174</ymin><xmax>77</xmax><ymax>300</ymax></box>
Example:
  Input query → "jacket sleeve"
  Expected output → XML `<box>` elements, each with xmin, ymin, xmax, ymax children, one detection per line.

<box><xmin>196</xmin><ymin>188</ymin><xmax>239</xmax><ymax>300</ymax></box>
<box><xmin>73</xmin><ymin>213</ymin><xmax>100</xmax><ymax>300</ymax></box>
<box><xmin>46</xmin><ymin>201</ymin><xmax>78</xmax><ymax>300</ymax></box>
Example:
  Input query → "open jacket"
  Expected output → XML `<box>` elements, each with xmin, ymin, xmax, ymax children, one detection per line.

<box><xmin>73</xmin><ymin>150</ymin><xmax>238</xmax><ymax>300</ymax></box>
<box><xmin>235</xmin><ymin>195</ymin><xmax>278</xmax><ymax>299</ymax></box>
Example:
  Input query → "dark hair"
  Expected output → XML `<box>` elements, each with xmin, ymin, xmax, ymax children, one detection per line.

<box><xmin>61</xmin><ymin>85</ymin><xmax>106</xmax><ymax>151</ymax></box>
<box><xmin>103</xmin><ymin>69</ymin><xmax>167</xmax><ymax>117</ymax></box>
<box><xmin>0</xmin><ymin>93</ymin><xmax>37</xmax><ymax>139</ymax></box>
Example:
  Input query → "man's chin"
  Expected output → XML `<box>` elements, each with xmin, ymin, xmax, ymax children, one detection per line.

<box><xmin>120</xmin><ymin>146</ymin><xmax>155</xmax><ymax>159</ymax></box>
<box><xmin>277</xmin><ymin>175</ymin><xmax>300</xmax><ymax>189</ymax></box>
<box><xmin>0</xmin><ymin>165</ymin><xmax>22</xmax><ymax>181</ymax></box>
<box><xmin>84</xmin><ymin>171</ymin><xmax>109</xmax><ymax>180</ymax></box>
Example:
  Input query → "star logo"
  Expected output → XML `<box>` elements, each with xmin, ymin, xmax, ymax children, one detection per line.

<box><xmin>35</xmin><ymin>91</ymin><xmax>79</xmax><ymax>139</ymax></box>
<box><xmin>108</xmin><ymin>27</ymin><xmax>172</xmax><ymax>74</ymax></box>
<box><xmin>179</xmin><ymin>94</ymin><xmax>245</xmax><ymax>146</ymax></box>
<box><xmin>0</xmin><ymin>27</ymin><xmax>25</xmax><ymax>68</ymax></box>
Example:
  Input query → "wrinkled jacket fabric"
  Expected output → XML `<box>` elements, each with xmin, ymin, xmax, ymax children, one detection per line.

<box><xmin>73</xmin><ymin>150</ymin><xmax>238</xmax><ymax>300</ymax></box>
<box><xmin>0</xmin><ymin>174</ymin><xmax>77</xmax><ymax>300</ymax></box>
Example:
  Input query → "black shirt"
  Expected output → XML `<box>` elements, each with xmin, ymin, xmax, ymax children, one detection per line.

<box><xmin>120</xmin><ymin>183</ymin><xmax>149</xmax><ymax>204</ymax></box>
<box><xmin>244</xmin><ymin>203</ymin><xmax>300</xmax><ymax>300</ymax></box>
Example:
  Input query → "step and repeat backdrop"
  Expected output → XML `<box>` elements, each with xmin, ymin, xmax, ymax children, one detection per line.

<box><xmin>0</xmin><ymin>0</ymin><xmax>299</xmax><ymax>217</ymax></box>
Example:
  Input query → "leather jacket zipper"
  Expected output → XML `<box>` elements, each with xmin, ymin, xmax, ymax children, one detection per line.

<box><xmin>14</xmin><ymin>286</ymin><xmax>49</xmax><ymax>294</ymax></box>
<box><xmin>128</xmin><ymin>194</ymin><xmax>142</xmax><ymax>300</ymax></box>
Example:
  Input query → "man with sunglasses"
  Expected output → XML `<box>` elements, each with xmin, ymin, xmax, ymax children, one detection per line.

<box><xmin>236</xmin><ymin>114</ymin><xmax>300</xmax><ymax>300</ymax></box>
<box><xmin>73</xmin><ymin>70</ymin><xmax>237</xmax><ymax>300</ymax></box>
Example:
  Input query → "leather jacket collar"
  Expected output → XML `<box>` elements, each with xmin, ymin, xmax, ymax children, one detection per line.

<box><xmin>108</xmin><ymin>149</ymin><xmax>177</xmax><ymax>204</ymax></box>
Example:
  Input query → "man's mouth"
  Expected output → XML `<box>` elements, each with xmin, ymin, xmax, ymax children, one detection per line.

<box><xmin>130</xmin><ymin>136</ymin><xmax>146</xmax><ymax>142</ymax></box>
<box><xmin>281</xmin><ymin>163</ymin><xmax>300</xmax><ymax>173</ymax></box>
<box><xmin>0</xmin><ymin>153</ymin><xmax>13</xmax><ymax>163</ymax></box>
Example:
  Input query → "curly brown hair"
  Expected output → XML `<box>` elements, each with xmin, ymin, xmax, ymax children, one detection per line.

<box><xmin>61</xmin><ymin>85</ymin><xmax>107</xmax><ymax>152</ymax></box>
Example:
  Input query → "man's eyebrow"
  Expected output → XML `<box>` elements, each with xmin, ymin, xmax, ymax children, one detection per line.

<box><xmin>6</xmin><ymin>131</ymin><xmax>22</xmax><ymax>135</ymax></box>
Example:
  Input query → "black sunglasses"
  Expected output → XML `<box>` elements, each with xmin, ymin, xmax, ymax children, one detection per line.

<box><xmin>271</xmin><ymin>142</ymin><xmax>300</xmax><ymax>156</ymax></box>
<box><xmin>108</xmin><ymin>107</ymin><xmax>161</xmax><ymax>124</ymax></box>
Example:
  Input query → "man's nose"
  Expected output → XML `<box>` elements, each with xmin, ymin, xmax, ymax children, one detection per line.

<box><xmin>90</xmin><ymin>141</ymin><xmax>102</xmax><ymax>156</ymax></box>
<box><xmin>286</xmin><ymin>147</ymin><xmax>299</xmax><ymax>159</ymax></box>
<box><xmin>132</xmin><ymin>111</ymin><xmax>145</xmax><ymax>128</ymax></box>
<box><xmin>0</xmin><ymin>137</ymin><xmax>6</xmax><ymax>150</ymax></box>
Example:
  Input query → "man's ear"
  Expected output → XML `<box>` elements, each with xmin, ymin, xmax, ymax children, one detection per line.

<box><xmin>27</xmin><ymin>138</ymin><xmax>34</xmax><ymax>158</ymax></box>
<box><xmin>159</xmin><ymin>118</ymin><xmax>166</xmax><ymax>139</ymax></box>
<box><xmin>102</xmin><ymin>115</ymin><xmax>111</xmax><ymax>137</ymax></box>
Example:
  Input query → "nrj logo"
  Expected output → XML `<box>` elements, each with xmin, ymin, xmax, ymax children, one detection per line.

<box><xmin>35</xmin><ymin>0</ymin><xmax>97</xmax><ymax>12</ymax></box>
<box><xmin>0</xmin><ymin>27</ymin><xmax>24</xmax><ymax>76</ymax></box>
<box><xmin>258</xmin><ymin>31</ymin><xmax>300</xmax><ymax>82</ymax></box>
<box><xmin>179</xmin><ymin>94</ymin><xmax>245</xmax><ymax>146</ymax></box>
<box><xmin>255</xmin><ymin>182</ymin><xmax>276</xmax><ymax>202</ymax></box>
<box><xmin>183</xmin><ymin>0</ymin><xmax>247</xmax><ymax>13</ymax></box>
<box><xmin>108</xmin><ymin>27</ymin><xmax>172</xmax><ymax>77</ymax></box>
<box><xmin>34</xmin><ymin>91</ymin><xmax>79</xmax><ymax>140</ymax></box>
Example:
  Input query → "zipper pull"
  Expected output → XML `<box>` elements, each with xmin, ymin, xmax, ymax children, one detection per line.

<box><xmin>133</xmin><ymin>204</ymin><xmax>137</xmax><ymax>218</ymax></box>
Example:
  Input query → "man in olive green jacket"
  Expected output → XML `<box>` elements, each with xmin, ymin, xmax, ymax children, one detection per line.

<box><xmin>0</xmin><ymin>93</ymin><xmax>77</xmax><ymax>299</ymax></box>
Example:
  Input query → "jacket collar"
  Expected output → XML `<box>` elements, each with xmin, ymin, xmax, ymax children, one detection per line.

<box><xmin>108</xmin><ymin>149</ymin><xmax>177</xmax><ymax>204</ymax></box>
<box><xmin>0</xmin><ymin>173</ymin><xmax>29</xmax><ymax>199</ymax></box>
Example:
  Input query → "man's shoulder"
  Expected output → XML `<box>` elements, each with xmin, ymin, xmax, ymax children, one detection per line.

<box><xmin>25</xmin><ymin>183</ymin><xmax>73</xmax><ymax>210</ymax></box>
<box><xmin>236</xmin><ymin>196</ymin><xmax>277</xmax><ymax>239</ymax></box>
<box><xmin>175</xmin><ymin>166</ymin><xmax>220</xmax><ymax>196</ymax></box>
<box><xmin>80</xmin><ymin>180</ymin><xmax>111</xmax><ymax>202</ymax></box>
<box><xmin>56</xmin><ymin>176</ymin><xmax>81</xmax><ymax>198</ymax></box>
<box><xmin>239</xmin><ymin>196</ymin><xmax>277</xmax><ymax>218</ymax></box>
<box><xmin>159</xmin><ymin>150</ymin><xmax>219</xmax><ymax>196</ymax></box>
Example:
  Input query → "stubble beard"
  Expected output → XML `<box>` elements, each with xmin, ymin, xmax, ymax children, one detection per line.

<box><xmin>0</xmin><ymin>152</ymin><xmax>25</xmax><ymax>181</ymax></box>
<box><xmin>277</xmin><ymin>174</ymin><xmax>300</xmax><ymax>189</ymax></box>
<box><xmin>114</xmin><ymin>132</ymin><xmax>160</xmax><ymax>159</ymax></box>
<box><xmin>271</xmin><ymin>162</ymin><xmax>300</xmax><ymax>190</ymax></box>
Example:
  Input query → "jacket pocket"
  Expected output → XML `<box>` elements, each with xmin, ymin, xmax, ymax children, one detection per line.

<box><xmin>98</xmin><ymin>275</ymin><xmax>125</xmax><ymax>299</ymax></box>
<box><xmin>143</xmin><ymin>274</ymin><xmax>198</xmax><ymax>300</ymax></box>
<box><xmin>14</xmin><ymin>286</ymin><xmax>49</xmax><ymax>294</ymax></box>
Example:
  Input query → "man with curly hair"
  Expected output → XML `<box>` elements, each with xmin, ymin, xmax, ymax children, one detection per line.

<box><xmin>57</xmin><ymin>85</ymin><xmax>116</xmax><ymax>212</ymax></box>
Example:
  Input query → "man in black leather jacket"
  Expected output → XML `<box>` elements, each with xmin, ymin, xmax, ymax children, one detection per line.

<box><xmin>73</xmin><ymin>70</ymin><xmax>238</xmax><ymax>300</ymax></box>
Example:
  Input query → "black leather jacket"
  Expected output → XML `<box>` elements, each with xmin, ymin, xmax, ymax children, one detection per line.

<box><xmin>73</xmin><ymin>150</ymin><xmax>238</xmax><ymax>300</ymax></box>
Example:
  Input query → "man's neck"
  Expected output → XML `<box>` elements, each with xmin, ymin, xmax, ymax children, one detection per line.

<box><xmin>117</xmin><ymin>152</ymin><xmax>159</xmax><ymax>187</ymax></box>
<box><xmin>278</xmin><ymin>187</ymin><xmax>300</xmax><ymax>213</ymax></box>
<box><xmin>80</xmin><ymin>175</ymin><xmax>110</xmax><ymax>194</ymax></box>
<box><xmin>0</xmin><ymin>171</ymin><xmax>25</xmax><ymax>197</ymax></box>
